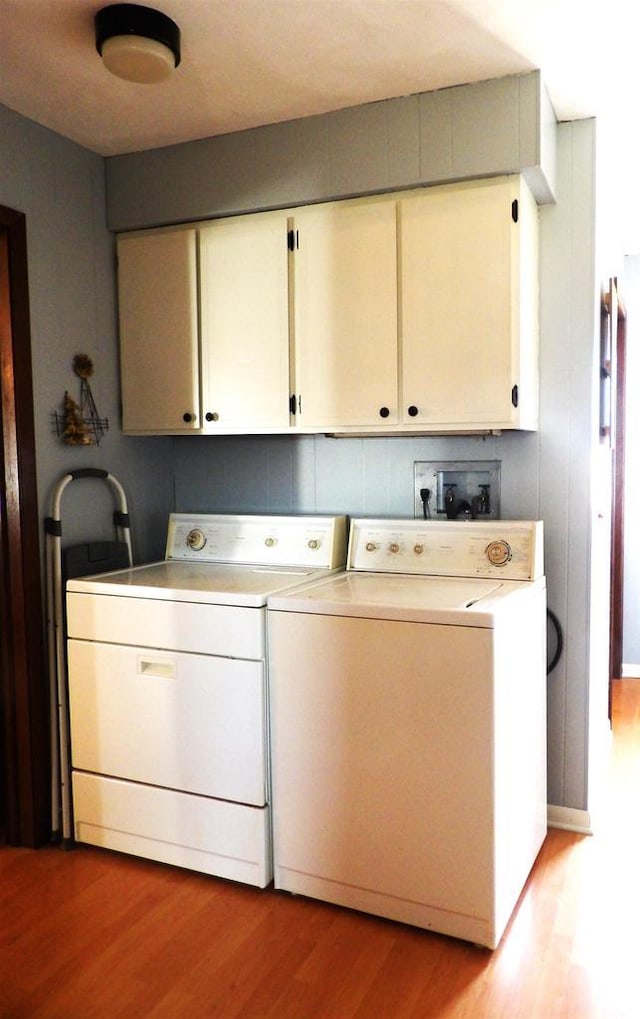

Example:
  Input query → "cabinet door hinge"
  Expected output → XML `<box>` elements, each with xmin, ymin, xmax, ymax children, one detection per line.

<box><xmin>289</xmin><ymin>393</ymin><xmax>297</xmax><ymax>414</ymax></box>
<box><xmin>511</xmin><ymin>199</ymin><xmax>519</xmax><ymax>223</ymax></box>
<box><xmin>287</xmin><ymin>229</ymin><xmax>299</xmax><ymax>251</ymax></box>
<box><xmin>511</xmin><ymin>384</ymin><xmax>519</xmax><ymax>408</ymax></box>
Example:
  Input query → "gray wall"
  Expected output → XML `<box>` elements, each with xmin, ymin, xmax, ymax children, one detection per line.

<box><xmin>106</xmin><ymin>70</ymin><xmax>556</xmax><ymax>231</ymax></box>
<box><xmin>0</xmin><ymin>104</ymin><xmax>172</xmax><ymax>564</ymax></box>
<box><xmin>1</xmin><ymin>70</ymin><xmax>608</xmax><ymax>816</ymax></box>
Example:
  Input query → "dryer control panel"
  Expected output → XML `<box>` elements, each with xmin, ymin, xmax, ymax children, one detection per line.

<box><xmin>348</xmin><ymin>519</ymin><xmax>543</xmax><ymax>581</ymax></box>
<box><xmin>166</xmin><ymin>513</ymin><xmax>347</xmax><ymax>569</ymax></box>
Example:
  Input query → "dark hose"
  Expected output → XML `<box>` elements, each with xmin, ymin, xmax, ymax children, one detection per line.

<box><xmin>547</xmin><ymin>608</ymin><xmax>563</xmax><ymax>675</ymax></box>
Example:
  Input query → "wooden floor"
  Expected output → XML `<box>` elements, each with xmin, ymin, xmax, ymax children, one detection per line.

<box><xmin>2</xmin><ymin>681</ymin><xmax>640</xmax><ymax>1019</ymax></box>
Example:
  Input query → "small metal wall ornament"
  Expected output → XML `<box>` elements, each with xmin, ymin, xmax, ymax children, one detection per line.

<box><xmin>53</xmin><ymin>354</ymin><xmax>109</xmax><ymax>446</ymax></box>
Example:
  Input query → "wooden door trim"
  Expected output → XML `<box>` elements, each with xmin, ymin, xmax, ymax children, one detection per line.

<box><xmin>0</xmin><ymin>204</ymin><xmax>49</xmax><ymax>846</ymax></box>
<box><xmin>608</xmin><ymin>280</ymin><xmax>626</xmax><ymax>705</ymax></box>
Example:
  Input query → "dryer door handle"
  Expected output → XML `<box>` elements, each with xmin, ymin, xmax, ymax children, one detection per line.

<box><xmin>137</xmin><ymin>656</ymin><xmax>177</xmax><ymax>680</ymax></box>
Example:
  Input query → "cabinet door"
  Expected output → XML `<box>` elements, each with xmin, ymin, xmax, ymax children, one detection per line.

<box><xmin>117</xmin><ymin>228</ymin><xmax>200</xmax><ymax>433</ymax></box>
<box><xmin>200</xmin><ymin>212</ymin><xmax>291</xmax><ymax>430</ymax></box>
<box><xmin>294</xmin><ymin>199</ymin><xmax>398</xmax><ymax>429</ymax></box>
<box><xmin>400</xmin><ymin>179</ymin><xmax>521</xmax><ymax>428</ymax></box>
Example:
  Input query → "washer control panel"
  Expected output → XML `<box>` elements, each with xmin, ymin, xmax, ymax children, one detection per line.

<box><xmin>166</xmin><ymin>513</ymin><xmax>347</xmax><ymax>569</ymax></box>
<box><xmin>348</xmin><ymin>519</ymin><xmax>543</xmax><ymax>580</ymax></box>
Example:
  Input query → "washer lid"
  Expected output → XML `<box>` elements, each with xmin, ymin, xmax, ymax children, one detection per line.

<box><xmin>268</xmin><ymin>570</ymin><xmax>546</xmax><ymax>625</ymax></box>
<box><xmin>66</xmin><ymin>560</ymin><xmax>337</xmax><ymax>607</ymax></box>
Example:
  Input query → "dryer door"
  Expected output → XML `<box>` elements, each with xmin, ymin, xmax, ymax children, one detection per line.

<box><xmin>68</xmin><ymin>639</ymin><xmax>267</xmax><ymax>806</ymax></box>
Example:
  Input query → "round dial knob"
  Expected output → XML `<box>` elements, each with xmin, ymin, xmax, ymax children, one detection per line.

<box><xmin>186</xmin><ymin>528</ymin><xmax>206</xmax><ymax>551</ymax></box>
<box><xmin>365</xmin><ymin>541</ymin><xmax>377</xmax><ymax>552</ymax></box>
<box><xmin>414</xmin><ymin>543</ymin><xmax>424</xmax><ymax>555</ymax></box>
<box><xmin>308</xmin><ymin>538</ymin><xmax>320</xmax><ymax>550</ymax></box>
<box><xmin>264</xmin><ymin>536</ymin><xmax>277</xmax><ymax>548</ymax></box>
<box><xmin>486</xmin><ymin>540</ymin><xmax>511</xmax><ymax>566</ymax></box>
<box><xmin>388</xmin><ymin>542</ymin><xmax>400</xmax><ymax>554</ymax></box>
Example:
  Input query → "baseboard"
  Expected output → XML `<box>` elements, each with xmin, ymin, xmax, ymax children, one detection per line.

<box><xmin>621</xmin><ymin>665</ymin><xmax>640</xmax><ymax>678</ymax></box>
<box><xmin>547</xmin><ymin>804</ymin><xmax>593</xmax><ymax>835</ymax></box>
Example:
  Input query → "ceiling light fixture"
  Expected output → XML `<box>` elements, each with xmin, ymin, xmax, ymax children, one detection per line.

<box><xmin>95</xmin><ymin>3</ymin><xmax>181</xmax><ymax>84</ymax></box>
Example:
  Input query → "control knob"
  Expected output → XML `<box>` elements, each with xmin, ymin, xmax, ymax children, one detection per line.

<box><xmin>365</xmin><ymin>541</ymin><xmax>377</xmax><ymax>552</ymax></box>
<box><xmin>486</xmin><ymin>539</ymin><xmax>511</xmax><ymax>566</ymax></box>
<box><xmin>186</xmin><ymin>528</ymin><xmax>206</xmax><ymax>551</ymax></box>
<box><xmin>308</xmin><ymin>538</ymin><xmax>320</xmax><ymax>550</ymax></box>
<box><xmin>265</xmin><ymin>536</ymin><xmax>277</xmax><ymax>548</ymax></box>
<box><xmin>389</xmin><ymin>542</ymin><xmax>400</xmax><ymax>554</ymax></box>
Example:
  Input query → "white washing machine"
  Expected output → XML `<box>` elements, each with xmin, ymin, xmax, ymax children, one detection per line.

<box><xmin>268</xmin><ymin>518</ymin><xmax>547</xmax><ymax>947</ymax></box>
<box><xmin>66</xmin><ymin>512</ymin><xmax>346</xmax><ymax>888</ymax></box>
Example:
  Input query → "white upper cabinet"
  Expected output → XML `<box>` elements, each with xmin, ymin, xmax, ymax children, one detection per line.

<box><xmin>399</xmin><ymin>176</ymin><xmax>539</xmax><ymax>431</ymax></box>
<box><xmin>199</xmin><ymin>211</ymin><xmax>291</xmax><ymax>431</ymax></box>
<box><xmin>292</xmin><ymin>198</ymin><xmax>398</xmax><ymax>429</ymax></box>
<box><xmin>117</xmin><ymin>228</ymin><xmax>200</xmax><ymax>433</ymax></box>
<box><xmin>116</xmin><ymin>176</ymin><xmax>538</xmax><ymax>437</ymax></box>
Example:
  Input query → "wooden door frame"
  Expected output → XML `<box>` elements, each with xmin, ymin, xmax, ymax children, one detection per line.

<box><xmin>0</xmin><ymin>204</ymin><xmax>50</xmax><ymax>846</ymax></box>
<box><xmin>607</xmin><ymin>279</ymin><xmax>627</xmax><ymax>707</ymax></box>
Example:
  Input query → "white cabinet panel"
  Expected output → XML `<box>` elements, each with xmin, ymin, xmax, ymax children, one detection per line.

<box><xmin>117</xmin><ymin>228</ymin><xmax>200</xmax><ymax>432</ymax></box>
<box><xmin>200</xmin><ymin>212</ymin><xmax>291</xmax><ymax>430</ymax></box>
<box><xmin>293</xmin><ymin>198</ymin><xmax>398</xmax><ymax>429</ymax></box>
<box><xmin>399</xmin><ymin>177</ymin><xmax>538</xmax><ymax>431</ymax></box>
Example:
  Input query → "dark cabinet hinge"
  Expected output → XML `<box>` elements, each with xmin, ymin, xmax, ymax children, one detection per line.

<box><xmin>511</xmin><ymin>384</ymin><xmax>519</xmax><ymax>408</ymax></box>
<box><xmin>287</xmin><ymin>229</ymin><xmax>299</xmax><ymax>251</ymax></box>
<box><xmin>511</xmin><ymin>199</ymin><xmax>518</xmax><ymax>223</ymax></box>
<box><xmin>289</xmin><ymin>393</ymin><xmax>296</xmax><ymax>414</ymax></box>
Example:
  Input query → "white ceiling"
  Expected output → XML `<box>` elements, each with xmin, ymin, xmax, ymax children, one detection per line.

<box><xmin>2</xmin><ymin>0</ymin><xmax>640</xmax><ymax>245</ymax></box>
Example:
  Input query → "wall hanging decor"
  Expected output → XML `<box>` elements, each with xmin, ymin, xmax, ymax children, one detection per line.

<box><xmin>53</xmin><ymin>354</ymin><xmax>109</xmax><ymax>446</ymax></box>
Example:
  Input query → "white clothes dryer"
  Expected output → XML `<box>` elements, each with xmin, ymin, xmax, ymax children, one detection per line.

<box><xmin>66</xmin><ymin>513</ymin><xmax>346</xmax><ymax>888</ymax></box>
<box><xmin>268</xmin><ymin>518</ymin><xmax>547</xmax><ymax>947</ymax></box>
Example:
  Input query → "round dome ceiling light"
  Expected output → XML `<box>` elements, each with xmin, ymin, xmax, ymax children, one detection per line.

<box><xmin>95</xmin><ymin>3</ymin><xmax>181</xmax><ymax>84</ymax></box>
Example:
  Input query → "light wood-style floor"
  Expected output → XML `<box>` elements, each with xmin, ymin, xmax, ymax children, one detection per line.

<box><xmin>2</xmin><ymin>680</ymin><xmax>640</xmax><ymax>1019</ymax></box>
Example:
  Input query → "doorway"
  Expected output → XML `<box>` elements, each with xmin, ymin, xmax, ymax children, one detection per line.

<box><xmin>606</xmin><ymin>279</ymin><xmax>626</xmax><ymax>711</ymax></box>
<box><xmin>0</xmin><ymin>204</ymin><xmax>50</xmax><ymax>846</ymax></box>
